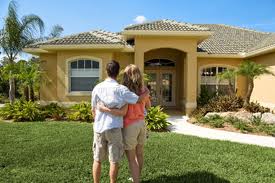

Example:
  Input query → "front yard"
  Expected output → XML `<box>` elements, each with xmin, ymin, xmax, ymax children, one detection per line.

<box><xmin>0</xmin><ymin>121</ymin><xmax>275</xmax><ymax>183</ymax></box>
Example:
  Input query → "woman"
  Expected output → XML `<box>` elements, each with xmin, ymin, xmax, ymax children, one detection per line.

<box><xmin>99</xmin><ymin>64</ymin><xmax>151</xmax><ymax>183</ymax></box>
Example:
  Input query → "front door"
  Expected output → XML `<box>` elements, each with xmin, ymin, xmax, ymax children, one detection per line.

<box><xmin>146</xmin><ymin>70</ymin><xmax>176</xmax><ymax>107</ymax></box>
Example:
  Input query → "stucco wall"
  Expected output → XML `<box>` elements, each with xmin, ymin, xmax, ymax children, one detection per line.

<box><xmin>197</xmin><ymin>57</ymin><xmax>247</xmax><ymax>97</ymax></box>
<box><xmin>40</xmin><ymin>50</ymin><xmax>135</xmax><ymax>103</ymax></box>
<box><xmin>250</xmin><ymin>52</ymin><xmax>275</xmax><ymax>109</ymax></box>
<box><xmin>40</xmin><ymin>53</ymin><xmax>58</xmax><ymax>101</ymax></box>
<box><xmin>113</xmin><ymin>52</ymin><xmax>134</xmax><ymax>68</ymax></box>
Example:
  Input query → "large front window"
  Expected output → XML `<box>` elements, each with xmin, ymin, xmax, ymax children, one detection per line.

<box><xmin>200</xmin><ymin>66</ymin><xmax>235</xmax><ymax>95</ymax></box>
<box><xmin>70</xmin><ymin>59</ymin><xmax>99</xmax><ymax>92</ymax></box>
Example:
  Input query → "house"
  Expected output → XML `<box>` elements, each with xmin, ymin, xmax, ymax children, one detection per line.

<box><xmin>24</xmin><ymin>19</ymin><xmax>275</xmax><ymax>114</ymax></box>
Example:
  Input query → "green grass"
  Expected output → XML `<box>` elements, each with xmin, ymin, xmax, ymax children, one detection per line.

<box><xmin>0</xmin><ymin>122</ymin><xmax>275</xmax><ymax>183</ymax></box>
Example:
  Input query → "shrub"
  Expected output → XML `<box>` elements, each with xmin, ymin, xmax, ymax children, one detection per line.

<box><xmin>145</xmin><ymin>106</ymin><xmax>170</xmax><ymax>131</ymax></box>
<box><xmin>198</xmin><ymin>115</ymin><xmax>225</xmax><ymax>128</ymax></box>
<box><xmin>191</xmin><ymin>95</ymin><xmax>244</xmax><ymax>117</ymax></box>
<box><xmin>233</xmin><ymin>120</ymin><xmax>253</xmax><ymax>133</ymax></box>
<box><xmin>197</xmin><ymin>85</ymin><xmax>215</xmax><ymax>107</ymax></box>
<box><xmin>225</xmin><ymin>116</ymin><xmax>253</xmax><ymax>133</ymax></box>
<box><xmin>244</xmin><ymin>102</ymin><xmax>270</xmax><ymax>113</ymax></box>
<box><xmin>256</xmin><ymin>124</ymin><xmax>275</xmax><ymax>137</ymax></box>
<box><xmin>0</xmin><ymin>102</ymin><xmax>15</xmax><ymax>120</ymax></box>
<box><xmin>67</xmin><ymin>102</ymin><xmax>93</xmax><ymax>122</ymax></box>
<box><xmin>12</xmin><ymin>100</ymin><xmax>44</xmax><ymax>122</ymax></box>
<box><xmin>207</xmin><ymin>95</ymin><xmax>244</xmax><ymax>112</ymax></box>
<box><xmin>41</xmin><ymin>103</ymin><xmax>66</xmax><ymax>120</ymax></box>
<box><xmin>251</xmin><ymin>115</ymin><xmax>263</xmax><ymax>126</ymax></box>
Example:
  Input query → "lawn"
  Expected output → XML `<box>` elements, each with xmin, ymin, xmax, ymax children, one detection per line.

<box><xmin>0</xmin><ymin>122</ymin><xmax>275</xmax><ymax>183</ymax></box>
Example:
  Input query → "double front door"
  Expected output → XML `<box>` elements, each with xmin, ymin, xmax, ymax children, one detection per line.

<box><xmin>146</xmin><ymin>70</ymin><xmax>176</xmax><ymax>107</ymax></box>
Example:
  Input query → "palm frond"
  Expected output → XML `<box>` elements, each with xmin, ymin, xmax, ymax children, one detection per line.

<box><xmin>48</xmin><ymin>24</ymin><xmax>64</xmax><ymax>39</ymax></box>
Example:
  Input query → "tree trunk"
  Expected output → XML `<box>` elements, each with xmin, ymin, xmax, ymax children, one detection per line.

<box><xmin>9</xmin><ymin>76</ymin><xmax>15</xmax><ymax>104</ymax></box>
<box><xmin>29</xmin><ymin>85</ymin><xmax>35</xmax><ymax>101</ymax></box>
<box><xmin>228</xmin><ymin>80</ymin><xmax>235</xmax><ymax>96</ymax></box>
<box><xmin>24</xmin><ymin>86</ymin><xmax>29</xmax><ymax>101</ymax></box>
<box><xmin>244</xmin><ymin>78</ymin><xmax>254</xmax><ymax>106</ymax></box>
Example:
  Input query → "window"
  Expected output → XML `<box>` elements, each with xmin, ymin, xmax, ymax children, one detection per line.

<box><xmin>200</xmin><ymin>66</ymin><xmax>235</xmax><ymax>95</ymax></box>
<box><xmin>69</xmin><ymin>59</ymin><xmax>100</xmax><ymax>92</ymax></box>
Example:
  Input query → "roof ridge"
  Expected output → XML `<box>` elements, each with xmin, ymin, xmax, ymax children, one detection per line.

<box><xmin>124</xmin><ymin>19</ymin><xmax>161</xmax><ymax>29</ymax></box>
<box><xmin>162</xmin><ymin>19</ymin><xmax>210</xmax><ymax>31</ymax></box>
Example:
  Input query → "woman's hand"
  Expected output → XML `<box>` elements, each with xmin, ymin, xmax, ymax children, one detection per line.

<box><xmin>97</xmin><ymin>103</ymin><xmax>110</xmax><ymax>113</ymax></box>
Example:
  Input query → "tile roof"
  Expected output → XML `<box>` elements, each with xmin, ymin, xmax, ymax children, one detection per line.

<box><xmin>26</xmin><ymin>20</ymin><xmax>275</xmax><ymax>56</ymax></box>
<box><xmin>246</xmin><ymin>33</ymin><xmax>275</xmax><ymax>52</ymax></box>
<box><xmin>124</xmin><ymin>19</ymin><xmax>210</xmax><ymax>31</ymax></box>
<box><xmin>197</xmin><ymin>24</ymin><xmax>271</xmax><ymax>54</ymax></box>
<box><xmin>27</xmin><ymin>30</ymin><xmax>126</xmax><ymax>48</ymax></box>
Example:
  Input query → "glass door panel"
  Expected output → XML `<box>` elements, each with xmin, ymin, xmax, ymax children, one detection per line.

<box><xmin>161</xmin><ymin>71</ymin><xmax>176</xmax><ymax>106</ymax></box>
<box><xmin>146</xmin><ymin>70</ymin><xmax>176</xmax><ymax>107</ymax></box>
<box><xmin>162</xmin><ymin>73</ymin><xmax>173</xmax><ymax>103</ymax></box>
<box><xmin>147</xmin><ymin>73</ymin><xmax>158</xmax><ymax>106</ymax></box>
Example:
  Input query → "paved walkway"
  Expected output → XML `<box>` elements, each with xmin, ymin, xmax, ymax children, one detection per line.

<box><xmin>167</xmin><ymin>116</ymin><xmax>275</xmax><ymax>148</ymax></box>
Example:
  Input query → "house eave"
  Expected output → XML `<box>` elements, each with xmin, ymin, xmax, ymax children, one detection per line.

<box><xmin>39</xmin><ymin>44</ymin><xmax>125</xmax><ymax>50</ymax></box>
<box><xmin>244</xmin><ymin>45</ymin><xmax>275</xmax><ymax>58</ymax></box>
<box><xmin>23</xmin><ymin>48</ymin><xmax>53</xmax><ymax>55</ymax></box>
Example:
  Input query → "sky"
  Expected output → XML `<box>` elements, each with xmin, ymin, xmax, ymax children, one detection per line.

<box><xmin>1</xmin><ymin>0</ymin><xmax>275</xmax><ymax>59</ymax></box>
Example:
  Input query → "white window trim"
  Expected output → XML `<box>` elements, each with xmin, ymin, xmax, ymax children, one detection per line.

<box><xmin>65</xmin><ymin>56</ymin><xmax>102</xmax><ymax>96</ymax></box>
<box><xmin>198</xmin><ymin>64</ymin><xmax>238</xmax><ymax>95</ymax></box>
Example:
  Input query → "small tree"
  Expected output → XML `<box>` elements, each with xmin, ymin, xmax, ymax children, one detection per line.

<box><xmin>237</xmin><ymin>60</ymin><xmax>274</xmax><ymax>106</ymax></box>
<box><xmin>0</xmin><ymin>0</ymin><xmax>44</xmax><ymax>103</ymax></box>
<box><xmin>217</xmin><ymin>68</ymin><xmax>236</xmax><ymax>96</ymax></box>
<box><xmin>17</xmin><ymin>58</ymin><xmax>41</xmax><ymax>101</ymax></box>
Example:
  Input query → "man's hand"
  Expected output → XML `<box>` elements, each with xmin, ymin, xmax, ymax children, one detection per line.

<box><xmin>137</xmin><ymin>87</ymin><xmax>150</xmax><ymax>103</ymax></box>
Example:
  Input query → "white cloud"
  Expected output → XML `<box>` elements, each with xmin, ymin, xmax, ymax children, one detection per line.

<box><xmin>133</xmin><ymin>16</ymin><xmax>147</xmax><ymax>24</ymax></box>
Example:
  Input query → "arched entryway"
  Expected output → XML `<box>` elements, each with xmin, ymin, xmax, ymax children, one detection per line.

<box><xmin>144</xmin><ymin>48</ymin><xmax>186</xmax><ymax>108</ymax></box>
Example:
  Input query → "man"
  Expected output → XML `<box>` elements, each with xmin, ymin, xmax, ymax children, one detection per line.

<box><xmin>91</xmin><ymin>60</ymin><xmax>148</xmax><ymax>183</ymax></box>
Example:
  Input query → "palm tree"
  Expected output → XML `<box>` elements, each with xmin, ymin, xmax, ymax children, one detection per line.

<box><xmin>0</xmin><ymin>0</ymin><xmax>44</xmax><ymax>103</ymax></box>
<box><xmin>237</xmin><ymin>60</ymin><xmax>274</xmax><ymax>106</ymax></box>
<box><xmin>48</xmin><ymin>24</ymin><xmax>64</xmax><ymax>39</ymax></box>
<box><xmin>217</xmin><ymin>68</ymin><xmax>236</xmax><ymax>96</ymax></box>
<box><xmin>17</xmin><ymin>59</ymin><xmax>41</xmax><ymax>101</ymax></box>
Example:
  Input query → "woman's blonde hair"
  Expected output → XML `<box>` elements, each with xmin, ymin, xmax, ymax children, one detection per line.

<box><xmin>122</xmin><ymin>64</ymin><xmax>144</xmax><ymax>95</ymax></box>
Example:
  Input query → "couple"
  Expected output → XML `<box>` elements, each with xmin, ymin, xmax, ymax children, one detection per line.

<box><xmin>91</xmin><ymin>60</ymin><xmax>151</xmax><ymax>183</ymax></box>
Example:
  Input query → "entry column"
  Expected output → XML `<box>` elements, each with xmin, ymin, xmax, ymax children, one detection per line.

<box><xmin>184</xmin><ymin>52</ymin><xmax>197</xmax><ymax>115</ymax></box>
<box><xmin>134</xmin><ymin>50</ymin><xmax>144</xmax><ymax>72</ymax></box>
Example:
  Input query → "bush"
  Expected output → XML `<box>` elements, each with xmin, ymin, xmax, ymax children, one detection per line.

<box><xmin>244</xmin><ymin>101</ymin><xmax>270</xmax><ymax>113</ymax></box>
<box><xmin>0</xmin><ymin>102</ymin><xmax>15</xmax><ymax>120</ymax></box>
<box><xmin>41</xmin><ymin>103</ymin><xmax>66</xmax><ymax>120</ymax></box>
<box><xmin>191</xmin><ymin>95</ymin><xmax>244</xmax><ymax>117</ymax></box>
<box><xmin>3</xmin><ymin>100</ymin><xmax>44</xmax><ymax>122</ymax></box>
<box><xmin>145</xmin><ymin>106</ymin><xmax>170</xmax><ymax>131</ymax></box>
<box><xmin>67</xmin><ymin>102</ymin><xmax>93</xmax><ymax>122</ymax></box>
<box><xmin>197</xmin><ymin>85</ymin><xmax>215</xmax><ymax>107</ymax></box>
<box><xmin>198</xmin><ymin>115</ymin><xmax>225</xmax><ymax>128</ymax></box>
<box><xmin>0</xmin><ymin>94</ymin><xmax>9</xmax><ymax>103</ymax></box>
<box><xmin>207</xmin><ymin>95</ymin><xmax>244</xmax><ymax>112</ymax></box>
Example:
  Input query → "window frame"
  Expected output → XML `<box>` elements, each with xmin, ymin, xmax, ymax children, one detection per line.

<box><xmin>65</xmin><ymin>56</ymin><xmax>102</xmax><ymax>96</ymax></box>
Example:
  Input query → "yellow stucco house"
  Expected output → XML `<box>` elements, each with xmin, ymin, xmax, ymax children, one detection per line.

<box><xmin>24</xmin><ymin>20</ymin><xmax>275</xmax><ymax>114</ymax></box>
